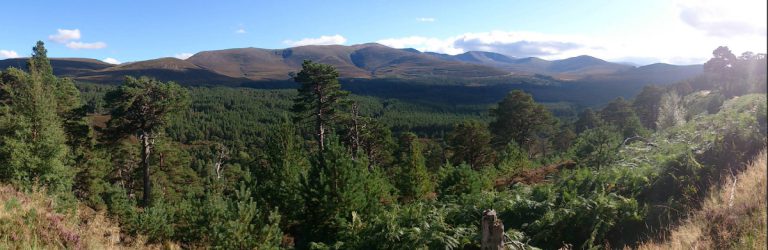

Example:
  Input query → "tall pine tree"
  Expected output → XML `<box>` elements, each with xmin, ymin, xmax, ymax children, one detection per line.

<box><xmin>104</xmin><ymin>76</ymin><xmax>189</xmax><ymax>206</ymax></box>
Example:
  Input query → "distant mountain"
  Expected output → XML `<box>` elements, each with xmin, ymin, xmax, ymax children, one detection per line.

<box><xmin>0</xmin><ymin>58</ymin><xmax>112</xmax><ymax>76</ymax></box>
<box><xmin>548</xmin><ymin>55</ymin><xmax>632</xmax><ymax>77</ymax></box>
<box><xmin>431</xmin><ymin>52</ymin><xmax>633</xmax><ymax>78</ymax></box>
<box><xmin>0</xmin><ymin>43</ymin><xmax>702</xmax><ymax>87</ymax></box>
<box><xmin>186</xmin><ymin>43</ymin><xmax>509</xmax><ymax>81</ymax></box>
<box><xmin>75</xmin><ymin>57</ymin><xmax>248</xmax><ymax>85</ymax></box>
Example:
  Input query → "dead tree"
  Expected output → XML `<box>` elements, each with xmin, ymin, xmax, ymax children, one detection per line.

<box><xmin>482</xmin><ymin>209</ymin><xmax>505</xmax><ymax>250</ymax></box>
<box><xmin>214</xmin><ymin>144</ymin><xmax>230</xmax><ymax>179</ymax></box>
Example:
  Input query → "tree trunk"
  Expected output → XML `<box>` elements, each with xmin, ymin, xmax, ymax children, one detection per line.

<box><xmin>318</xmin><ymin>120</ymin><xmax>325</xmax><ymax>152</ymax></box>
<box><xmin>350</xmin><ymin>103</ymin><xmax>361</xmax><ymax>160</ymax></box>
<box><xmin>482</xmin><ymin>209</ymin><xmax>505</xmax><ymax>250</ymax></box>
<box><xmin>140</xmin><ymin>131</ymin><xmax>152</xmax><ymax>207</ymax></box>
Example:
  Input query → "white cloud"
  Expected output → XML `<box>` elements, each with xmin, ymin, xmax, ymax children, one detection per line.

<box><xmin>102</xmin><ymin>58</ymin><xmax>121</xmax><ymax>64</ymax></box>
<box><xmin>48</xmin><ymin>28</ymin><xmax>109</xmax><ymax>50</ymax></box>
<box><xmin>377</xmin><ymin>36</ymin><xmax>463</xmax><ymax>54</ymax></box>
<box><xmin>66</xmin><ymin>41</ymin><xmax>107</xmax><ymax>49</ymax></box>
<box><xmin>174</xmin><ymin>53</ymin><xmax>194</xmax><ymax>60</ymax></box>
<box><xmin>677</xmin><ymin>0</ymin><xmax>767</xmax><ymax>37</ymax></box>
<box><xmin>235</xmin><ymin>28</ymin><xmax>246</xmax><ymax>34</ymax></box>
<box><xmin>283</xmin><ymin>34</ymin><xmax>347</xmax><ymax>46</ymax></box>
<box><xmin>0</xmin><ymin>50</ymin><xmax>19</xmax><ymax>59</ymax></box>
<box><xmin>416</xmin><ymin>17</ymin><xmax>436</xmax><ymax>22</ymax></box>
<box><xmin>48</xmin><ymin>29</ymin><xmax>81</xmax><ymax>43</ymax></box>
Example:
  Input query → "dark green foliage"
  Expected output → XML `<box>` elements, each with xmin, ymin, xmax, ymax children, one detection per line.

<box><xmin>149</xmin><ymin>137</ymin><xmax>204</xmax><ymax>202</ymax></box>
<box><xmin>438</xmin><ymin>163</ymin><xmax>492</xmax><ymax>197</ymax></box>
<box><xmin>300</xmin><ymin>137</ymin><xmax>390</xmax><ymax>246</ymax></box>
<box><xmin>104</xmin><ymin>76</ymin><xmax>189</xmax><ymax>206</ymax></box>
<box><xmin>700</xmin><ymin>47</ymin><xmax>767</xmax><ymax>97</ymax></box>
<box><xmin>73</xmin><ymin>149</ymin><xmax>112</xmax><ymax>209</ymax></box>
<box><xmin>251</xmin><ymin>120</ymin><xmax>308</xmax><ymax>222</ymax></box>
<box><xmin>569</xmin><ymin>126</ymin><xmax>622</xmax><ymax>169</ymax></box>
<box><xmin>27</xmin><ymin>41</ymin><xmax>54</xmax><ymax>78</ymax></box>
<box><xmin>292</xmin><ymin>60</ymin><xmax>349</xmax><ymax>151</ymax></box>
<box><xmin>104</xmin><ymin>76</ymin><xmax>190</xmax><ymax>141</ymax></box>
<box><xmin>204</xmin><ymin>185</ymin><xmax>282</xmax><ymax>249</ymax></box>
<box><xmin>446</xmin><ymin>120</ymin><xmax>496</xmax><ymax>170</ymax></box>
<box><xmin>632</xmin><ymin>85</ymin><xmax>664</xmax><ymax>129</ymax></box>
<box><xmin>552</xmin><ymin>126</ymin><xmax>576</xmax><ymax>152</ymax></box>
<box><xmin>327</xmin><ymin>203</ymin><xmax>476</xmax><ymax>250</ymax></box>
<box><xmin>393</xmin><ymin>133</ymin><xmax>434</xmax><ymax>202</ymax></box>
<box><xmin>496</xmin><ymin>141</ymin><xmax>531</xmax><ymax>173</ymax></box>
<box><xmin>573</xmin><ymin>108</ymin><xmax>603</xmax><ymax>134</ymax></box>
<box><xmin>599</xmin><ymin>97</ymin><xmax>647</xmax><ymax>138</ymax></box>
<box><xmin>338</xmin><ymin>107</ymin><xmax>396</xmax><ymax>170</ymax></box>
<box><xmin>489</xmin><ymin>90</ymin><xmax>556</xmax><ymax>150</ymax></box>
<box><xmin>0</xmin><ymin>44</ymin><xmax>73</xmax><ymax>195</ymax></box>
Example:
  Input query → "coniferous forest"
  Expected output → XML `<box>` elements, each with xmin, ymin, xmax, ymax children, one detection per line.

<box><xmin>0</xmin><ymin>40</ymin><xmax>766</xmax><ymax>249</ymax></box>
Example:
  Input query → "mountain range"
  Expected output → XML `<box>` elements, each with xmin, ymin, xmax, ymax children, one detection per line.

<box><xmin>0</xmin><ymin>43</ymin><xmax>702</xmax><ymax>87</ymax></box>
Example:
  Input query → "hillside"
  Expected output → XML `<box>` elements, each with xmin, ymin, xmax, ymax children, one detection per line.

<box><xmin>0</xmin><ymin>57</ymin><xmax>113</xmax><ymax>76</ymax></box>
<box><xmin>638</xmin><ymin>150</ymin><xmax>767</xmax><ymax>249</ymax></box>
<box><xmin>76</xmin><ymin>57</ymin><xmax>248</xmax><ymax>85</ymax></box>
<box><xmin>0</xmin><ymin>185</ymin><xmax>161</xmax><ymax>249</ymax></box>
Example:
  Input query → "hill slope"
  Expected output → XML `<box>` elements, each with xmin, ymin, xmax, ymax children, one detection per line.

<box><xmin>76</xmin><ymin>57</ymin><xmax>248</xmax><ymax>85</ymax></box>
<box><xmin>0</xmin><ymin>185</ymin><xmax>162</xmax><ymax>249</ymax></box>
<box><xmin>0</xmin><ymin>58</ymin><xmax>113</xmax><ymax>76</ymax></box>
<box><xmin>638</xmin><ymin>150</ymin><xmax>767</xmax><ymax>249</ymax></box>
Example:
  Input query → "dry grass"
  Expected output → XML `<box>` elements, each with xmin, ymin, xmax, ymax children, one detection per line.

<box><xmin>0</xmin><ymin>185</ymin><xmax>167</xmax><ymax>250</ymax></box>
<box><xmin>637</xmin><ymin>149</ymin><xmax>767</xmax><ymax>250</ymax></box>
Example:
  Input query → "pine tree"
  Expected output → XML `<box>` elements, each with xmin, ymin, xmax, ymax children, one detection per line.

<box><xmin>394</xmin><ymin>133</ymin><xmax>433</xmax><ymax>202</ymax></box>
<box><xmin>569</xmin><ymin>126</ymin><xmax>621</xmax><ymax>169</ymax></box>
<box><xmin>0</xmin><ymin>43</ymin><xmax>72</xmax><ymax>193</ymax></box>
<box><xmin>253</xmin><ymin>119</ymin><xmax>309</xmax><ymax>222</ymax></box>
<box><xmin>446</xmin><ymin>120</ymin><xmax>496</xmax><ymax>170</ymax></box>
<box><xmin>632</xmin><ymin>85</ymin><xmax>664</xmax><ymax>130</ymax></box>
<box><xmin>291</xmin><ymin>60</ymin><xmax>349</xmax><ymax>153</ymax></box>
<box><xmin>104</xmin><ymin>76</ymin><xmax>189</xmax><ymax>206</ymax></box>
<box><xmin>599</xmin><ymin>97</ymin><xmax>647</xmax><ymax>138</ymax></box>
<box><xmin>300</xmin><ymin>137</ymin><xmax>387</xmax><ymax>246</ymax></box>
<box><xmin>489</xmin><ymin>90</ymin><xmax>556</xmax><ymax>154</ymax></box>
<box><xmin>574</xmin><ymin>108</ymin><xmax>603</xmax><ymax>134</ymax></box>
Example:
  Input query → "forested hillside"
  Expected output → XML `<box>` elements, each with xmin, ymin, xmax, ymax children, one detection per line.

<box><xmin>0</xmin><ymin>42</ymin><xmax>765</xmax><ymax>249</ymax></box>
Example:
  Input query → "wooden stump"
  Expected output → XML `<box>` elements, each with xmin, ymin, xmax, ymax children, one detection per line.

<box><xmin>481</xmin><ymin>209</ymin><xmax>505</xmax><ymax>250</ymax></box>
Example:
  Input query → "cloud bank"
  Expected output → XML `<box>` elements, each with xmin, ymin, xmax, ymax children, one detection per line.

<box><xmin>0</xmin><ymin>50</ymin><xmax>19</xmax><ymax>59</ymax></box>
<box><xmin>284</xmin><ymin>34</ymin><xmax>347</xmax><ymax>46</ymax></box>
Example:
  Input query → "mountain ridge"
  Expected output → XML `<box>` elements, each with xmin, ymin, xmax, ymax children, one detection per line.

<box><xmin>0</xmin><ymin>43</ymin><xmax>702</xmax><ymax>86</ymax></box>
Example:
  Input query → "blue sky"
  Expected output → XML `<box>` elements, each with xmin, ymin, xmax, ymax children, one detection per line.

<box><xmin>1</xmin><ymin>0</ymin><xmax>765</xmax><ymax>65</ymax></box>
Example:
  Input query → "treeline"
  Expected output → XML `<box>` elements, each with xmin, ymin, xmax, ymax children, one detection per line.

<box><xmin>0</xmin><ymin>42</ymin><xmax>766</xmax><ymax>249</ymax></box>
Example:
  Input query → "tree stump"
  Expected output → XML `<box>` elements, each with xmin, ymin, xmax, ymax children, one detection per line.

<box><xmin>481</xmin><ymin>209</ymin><xmax>505</xmax><ymax>250</ymax></box>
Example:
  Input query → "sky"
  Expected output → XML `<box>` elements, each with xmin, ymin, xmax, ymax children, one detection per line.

<box><xmin>0</xmin><ymin>0</ymin><xmax>766</xmax><ymax>65</ymax></box>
